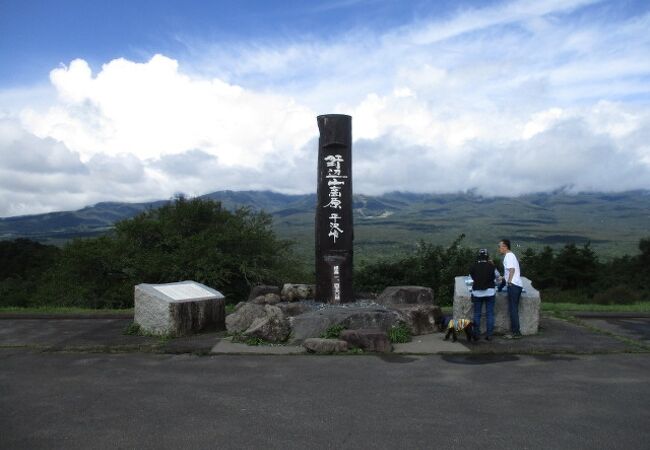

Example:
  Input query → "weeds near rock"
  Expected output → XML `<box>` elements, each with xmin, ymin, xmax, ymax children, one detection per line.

<box><xmin>388</xmin><ymin>323</ymin><xmax>412</xmax><ymax>343</ymax></box>
<box><xmin>321</xmin><ymin>324</ymin><xmax>346</xmax><ymax>339</ymax></box>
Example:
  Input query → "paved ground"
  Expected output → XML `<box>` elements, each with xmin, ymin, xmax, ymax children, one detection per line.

<box><xmin>1</xmin><ymin>313</ymin><xmax>648</xmax><ymax>449</ymax></box>
<box><xmin>1</xmin><ymin>350</ymin><xmax>649</xmax><ymax>449</ymax></box>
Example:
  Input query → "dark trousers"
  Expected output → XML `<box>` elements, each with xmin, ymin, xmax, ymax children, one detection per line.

<box><xmin>507</xmin><ymin>284</ymin><xmax>523</xmax><ymax>334</ymax></box>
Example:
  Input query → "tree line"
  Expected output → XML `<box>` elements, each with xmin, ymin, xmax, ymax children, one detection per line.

<box><xmin>1</xmin><ymin>197</ymin><xmax>648</xmax><ymax>308</ymax></box>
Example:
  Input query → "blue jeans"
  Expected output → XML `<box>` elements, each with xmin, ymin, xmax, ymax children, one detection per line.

<box><xmin>507</xmin><ymin>284</ymin><xmax>523</xmax><ymax>334</ymax></box>
<box><xmin>472</xmin><ymin>295</ymin><xmax>495</xmax><ymax>337</ymax></box>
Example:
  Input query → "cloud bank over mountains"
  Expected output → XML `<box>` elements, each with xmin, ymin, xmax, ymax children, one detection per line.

<box><xmin>1</xmin><ymin>0</ymin><xmax>649</xmax><ymax>216</ymax></box>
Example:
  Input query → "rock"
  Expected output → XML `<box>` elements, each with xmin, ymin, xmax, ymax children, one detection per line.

<box><xmin>243</xmin><ymin>306</ymin><xmax>290</xmax><ymax>343</ymax></box>
<box><xmin>453</xmin><ymin>276</ymin><xmax>540</xmax><ymax>335</ymax></box>
<box><xmin>278</xmin><ymin>302</ymin><xmax>312</xmax><ymax>317</ymax></box>
<box><xmin>251</xmin><ymin>293</ymin><xmax>282</xmax><ymax>305</ymax></box>
<box><xmin>134</xmin><ymin>281</ymin><xmax>225</xmax><ymax>336</ymax></box>
<box><xmin>289</xmin><ymin>306</ymin><xmax>401</xmax><ymax>344</ymax></box>
<box><xmin>354</xmin><ymin>291</ymin><xmax>378</xmax><ymax>300</ymax></box>
<box><xmin>225</xmin><ymin>303</ymin><xmax>267</xmax><ymax>333</ymax></box>
<box><xmin>375</xmin><ymin>286</ymin><xmax>436</xmax><ymax>306</ymax></box>
<box><xmin>303</xmin><ymin>338</ymin><xmax>348</xmax><ymax>353</ymax></box>
<box><xmin>340</xmin><ymin>329</ymin><xmax>391</xmax><ymax>352</ymax></box>
<box><xmin>281</xmin><ymin>283</ymin><xmax>315</xmax><ymax>302</ymax></box>
<box><xmin>248</xmin><ymin>285</ymin><xmax>281</xmax><ymax>301</ymax></box>
<box><xmin>392</xmin><ymin>304</ymin><xmax>443</xmax><ymax>335</ymax></box>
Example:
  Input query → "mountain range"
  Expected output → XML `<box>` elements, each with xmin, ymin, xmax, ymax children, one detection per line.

<box><xmin>1</xmin><ymin>190</ymin><xmax>649</xmax><ymax>262</ymax></box>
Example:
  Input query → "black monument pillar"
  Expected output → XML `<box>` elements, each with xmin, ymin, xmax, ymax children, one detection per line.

<box><xmin>315</xmin><ymin>114</ymin><xmax>353</xmax><ymax>304</ymax></box>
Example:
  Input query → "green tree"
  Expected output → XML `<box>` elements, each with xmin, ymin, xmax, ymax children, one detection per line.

<box><xmin>32</xmin><ymin>197</ymin><xmax>298</xmax><ymax>308</ymax></box>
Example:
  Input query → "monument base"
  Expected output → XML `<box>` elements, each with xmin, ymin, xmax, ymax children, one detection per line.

<box><xmin>453</xmin><ymin>276</ymin><xmax>540</xmax><ymax>335</ymax></box>
<box><xmin>134</xmin><ymin>281</ymin><xmax>225</xmax><ymax>336</ymax></box>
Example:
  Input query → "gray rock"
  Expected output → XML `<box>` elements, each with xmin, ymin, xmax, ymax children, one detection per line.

<box><xmin>303</xmin><ymin>338</ymin><xmax>348</xmax><ymax>353</ymax></box>
<box><xmin>225</xmin><ymin>303</ymin><xmax>267</xmax><ymax>333</ymax></box>
<box><xmin>392</xmin><ymin>304</ymin><xmax>443</xmax><ymax>335</ymax></box>
<box><xmin>251</xmin><ymin>293</ymin><xmax>282</xmax><ymax>305</ymax></box>
<box><xmin>281</xmin><ymin>283</ymin><xmax>315</xmax><ymax>302</ymax></box>
<box><xmin>134</xmin><ymin>281</ymin><xmax>225</xmax><ymax>336</ymax></box>
<box><xmin>289</xmin><ymin>306</ymin><xmax>401</xmax><ymax>344</ymax></box>
<box><xmin>375</xmin><ymin>286</ymin><xmax>436</xmax><ymax>306</ymax></box>
<box><xmin>340</xmin><ymin>329</ymin><xmax>391</xmax><ymax>352</ymax></box>
<box><xmin>453</xmin><ymin>276</ymin><xmax>540</xmax><ymax>335</ymax></box>
<box><xmin>248</xmin><ymin>285</ymin><xmax>281</xmax><ymax>301</ymax></box>
<box><xmin>243</xmin><ymin>305</ymin><xmax>290</xmax><ymax>343</ymax></box>
<box><xmin>277</xmin><ymin>302</ymin><xmax>312</xmax><ymax>317</ymax></box>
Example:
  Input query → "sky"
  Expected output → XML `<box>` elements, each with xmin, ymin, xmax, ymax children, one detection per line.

<box><xmin>1</xmin><ymin>0</ymin><xmax>649</xmax><ymax>217</ymax></box>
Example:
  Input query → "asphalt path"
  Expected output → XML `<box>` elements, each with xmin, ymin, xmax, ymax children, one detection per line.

<box><xmin>1</xmin><ymin>350</ymin><xmax>649</xmax><ymax>449</ymax></box>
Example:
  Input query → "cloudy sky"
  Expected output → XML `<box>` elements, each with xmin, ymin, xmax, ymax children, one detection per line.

<box><xmin>1</xmin><ymin>0</ymin><xmax>649</xmax><ymax>217</ymax></box>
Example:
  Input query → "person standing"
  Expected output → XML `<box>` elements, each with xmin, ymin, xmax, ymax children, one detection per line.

<box><xmin>498</xmin><ymin>239</ymin><xmax>523</xmax><ymax>339</ymax></box>
<box><xmin>469</xmin><ymin>249</ymin><xmax>498</xmax><ymax>341</ymax></box>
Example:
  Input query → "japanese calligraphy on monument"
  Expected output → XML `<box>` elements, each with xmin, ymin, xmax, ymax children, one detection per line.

<box><xmin>315</xmin><ymin>114</ymin><xmax>353</xmax><ymax>303</ymax></box>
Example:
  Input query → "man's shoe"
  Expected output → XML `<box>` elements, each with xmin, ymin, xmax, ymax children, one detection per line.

<box><xmin>485</xmin><ymin>335</ymin><xmax>492</xmax><ymax>341</ymax></box>
<box><xmin>503</xmin><ymin>333</ymin><xmax>513</xmax><ymax>339</ymax></box>
<box><xmin>513</xmin><ymin>333</ymin><xmax>522</xmax><ymax>339</ymax></box>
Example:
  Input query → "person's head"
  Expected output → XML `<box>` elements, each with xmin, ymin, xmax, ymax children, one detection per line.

<box><xmin>498</xmin><ymin>239</ymin><xmax>511</xmax><ymax>254</ymax></box>
<box><xmin>477</xmin><ymin>248</ymin><xmax>489</xmax><ymax>261</ymax></box>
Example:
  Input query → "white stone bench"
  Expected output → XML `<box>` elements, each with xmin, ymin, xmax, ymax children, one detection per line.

<box><xmin>134</xmin><ymin>281</ymin><xmax>225</xmax><ymax>336</ymax></box>
<box><xmin>453</xmin><ymin>276</ymin><xmax>540</xmax><ymax>335</ymax></box>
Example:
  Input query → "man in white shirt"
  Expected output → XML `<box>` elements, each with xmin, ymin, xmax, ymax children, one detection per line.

<box><xmin>498</xmin><ymin>239</ymin><xmax>523</xmax><ymax>339</ymax></box>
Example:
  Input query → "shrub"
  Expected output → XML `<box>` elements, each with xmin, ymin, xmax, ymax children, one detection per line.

<box><xmin>321</xmin><ymin>324</ymin><xmax>345</xmax><ymax>339</ymax></box>
<box><xmin>388</xmin><ymin>323</ymin><xmax>412</xmax><ymax>343</ymax></box>
<box><xmin>592</xmin><ymin>285</ymin><xmax>644</xmax><ymax>305</ymax></box>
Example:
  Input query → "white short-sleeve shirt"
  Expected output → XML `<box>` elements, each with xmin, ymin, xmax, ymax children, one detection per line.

<box><xmin>503</xmin><ymin>252</ymin><xmax>522</xmax><ymax>287</ymax></box>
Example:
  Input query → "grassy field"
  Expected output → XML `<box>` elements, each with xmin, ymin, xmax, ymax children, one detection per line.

<box><xmin>0</xmin><ymin>306</ymin><xmax>134</xmax><ymax>315</ymax></box>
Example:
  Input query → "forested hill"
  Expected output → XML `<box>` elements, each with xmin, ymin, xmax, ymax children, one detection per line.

<box><xmin>1</xmin><ymin>190</ymin><xmax>649</xmax><ymax>259</ymax></box>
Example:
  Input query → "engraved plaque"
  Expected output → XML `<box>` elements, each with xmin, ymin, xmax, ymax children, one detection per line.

<box><xmin>153</xmin><ymin>284</ymin><xmax>215</xmax><ymax>300</ymax></box>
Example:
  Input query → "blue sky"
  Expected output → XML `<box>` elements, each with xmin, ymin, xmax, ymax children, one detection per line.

<box><xmin>1</xmin><ymin>0</ymin><xmax>650</xmax><ymax>216</ymax></box>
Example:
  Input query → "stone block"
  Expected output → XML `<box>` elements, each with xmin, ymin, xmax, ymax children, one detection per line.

<box><xmin>303</xmin><ymin>338</ymin><xmax>348</xmax><ymax>354</ymax></box>
<box><xmin>281</xmin><ymin>283</ymin><xmax>315</xmax><ymax>302</ymax></box>
<box><xmin>134</xmin><ymin>281</ymin><xmax>225</xmax><ymax>336</ymax></box>
<box><xmin>340</xmin><ymin>329</ymin><xmax>391</xmax><ymax>352</ymax></box>
<box><xmin>453</xmin><ymin>276</ymin><xmax>540</xmax><ymax>335</ymax></box>
<box><xmin>375</xmin><ymin>286</ymin><xmax>436</xmax><ymax>306</ymax></box>
<box><xmin>392</xmin><ymin>304</ymin><xmax>443</xmax><ymax>335</ymax></box>
<box><xmin>226</xmin><ymin>303</ymin><xmax>267</xmax><ymax>333</ymax></box>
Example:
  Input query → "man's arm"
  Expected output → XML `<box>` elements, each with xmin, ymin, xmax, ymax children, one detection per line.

<box><xmin>506</xmin><ymin>268</ymin><xmax>514</xmax><ymax>284</ymax></box>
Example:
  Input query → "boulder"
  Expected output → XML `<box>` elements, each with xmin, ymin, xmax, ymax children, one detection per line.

<box><xmin>289</xmin><ymin>306</ymin><xmax>401</xmax><ymax>344</ymax></box>
<box><xmin>278</xmin><ymin>302</ymin><xmax>313</xmax><ymax>317</ymax></box>
<box><xmin>134</xmin><ymin>281</ymin><xmax>225</xmax><ymax>336</ymax></box>
<box><xmin>453</xmin><ymin>276</ymin><xmax>540</xmax><ymax>335</ymax></box>
<box><xmin>392</xmin><ymin>304</ymin><xmax>443</xmax><ymax>335</ymax></box>
<box><xmin>281</xmin><ymin>283</ymin><xmax>315</xmax><ymax>302</ymax></box>
<box><xmin>303</xmin><ymin>338</ymin><xmax>348</xmax><ymax>354</ymax></box>
<box><xmin>340</xmin><ymin>329</ymin><xmax>391</xmax><ymax>352</ymax></box>
<box><xmin>225</xmin><ymin>303</ymin><xmax>267</xmax><ymax>333</ymax></box>
<box><xmin>248</xmin><ymin>285</ymin><xmax>281</xmax><ymax>301</ymax></box>
<box><xmin>243</xmin><ymin>306</ymin><xmax>290</xmax><ymax>343</ymax></box>
<box><xmin>251</xmin><ymin>293</ymin><xmax>282</xmax><ymax>305</ymax></box>
<box><xmin>375</xmin><ymin>286</ymin><xmax>436</xmax><ymax>306</ymax></box>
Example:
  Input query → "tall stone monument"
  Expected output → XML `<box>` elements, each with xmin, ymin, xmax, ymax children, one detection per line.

<box><xmin>315</xmin><ymin>114</ymin><xmax>353</xmax><ymax>303</ymax></box>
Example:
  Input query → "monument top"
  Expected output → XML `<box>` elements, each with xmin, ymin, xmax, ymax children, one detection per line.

<box><xmin>137</xmin><ymin>280</ymin><xmax>224</xmax><ymax>303</ymax></box>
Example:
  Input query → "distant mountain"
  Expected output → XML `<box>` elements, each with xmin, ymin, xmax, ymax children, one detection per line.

<box><xmin>1</xmin><ymin>190</ymin><xmax>649</xmax><ymax>260</ymax></box>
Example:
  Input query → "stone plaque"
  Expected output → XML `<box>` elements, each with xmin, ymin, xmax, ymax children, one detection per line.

<box><xmin>153</xmin><ymin>283</ymin><xmax>215</xmax><ymax>300</ymax></box>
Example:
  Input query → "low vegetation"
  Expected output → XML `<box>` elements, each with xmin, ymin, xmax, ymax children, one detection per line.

<box><xmin>388</xmin><ymin>323</ymin><xmax>412</xmax><ymax>343</ymax></box>
<box><xmin>1</xmin><ymin>195</ymin><xmax>648</xmax><ymax>311</ymax></box>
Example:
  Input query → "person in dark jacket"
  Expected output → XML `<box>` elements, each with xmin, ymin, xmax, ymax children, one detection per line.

<box><xmin>469</xmin><ymin>248</ymin><xmax>499</xmax><ymax>340</ymax></box>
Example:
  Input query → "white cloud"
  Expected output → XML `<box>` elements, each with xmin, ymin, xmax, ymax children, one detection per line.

<box><xmin>1</xmin><ymin>0</ymin><xmax>650</xmax><ymax>216</ymax></box>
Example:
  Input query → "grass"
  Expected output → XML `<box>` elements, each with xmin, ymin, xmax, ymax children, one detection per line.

<box><xmin>0</xmin><ymin>306</ymin><xmax>134</xmax><ymax>314</ymax></box>
<box><xmin>541</xmin><ymin>302</ymin><xmax>650</xmax><ymax>313</ymax></box>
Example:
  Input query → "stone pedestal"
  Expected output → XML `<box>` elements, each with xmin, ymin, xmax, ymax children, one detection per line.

<box><xmin>453</xmin><ymin>276</ymin><xmax>540</xmax><ymax>335</ymax></box>
<box><xmin>134</xmin><ymin>281</ymin><xmax>225</xmax><ymax>336</ymax></box>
